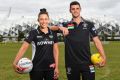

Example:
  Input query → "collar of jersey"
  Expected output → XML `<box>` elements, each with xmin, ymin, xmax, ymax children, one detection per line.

<box><xmin>37</xmin><ymin>26</ymin><xmax>51</xmax><ymax>35</ymax></box>
<box><xmin>70</xmin><ymin>17</ymin><xmax>86</xmax><ymax>27</ymax></box>
<box><xmin>71</xmin><ymin>17</ymin><xmax>84</xmax><ymax>23</ymax></box>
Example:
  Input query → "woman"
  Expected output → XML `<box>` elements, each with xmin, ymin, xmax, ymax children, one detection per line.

<box><xmin>13</xmin><ymin>8</ymin><xmax>59</xmax><ymax>80</ymax></box>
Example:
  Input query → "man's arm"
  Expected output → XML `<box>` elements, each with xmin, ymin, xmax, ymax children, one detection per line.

<box><xmin>92</xmin><ymin>36</ymin><xmax>106</xmax><ymax>67</ymax></box>
<box><xmin>49</xmin><ymin>26</ymin><xmax>59</xmax><ymax>31</ymax></box>
<box><xmin>50</xmin><ymin>26</ymin><xmax>69</xmax><ymax>36</ymax></box>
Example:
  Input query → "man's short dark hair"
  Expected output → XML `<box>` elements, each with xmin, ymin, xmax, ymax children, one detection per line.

<box><xmin>70</xmin><ymin>1</ymin><xmax>81</xmax><ymax>8</ymax></box>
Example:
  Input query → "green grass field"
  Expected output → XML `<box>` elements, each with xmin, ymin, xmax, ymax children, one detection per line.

<box><xmin>0</xmin><ymin>41</ymin><xmax>120</xmax><ymax>80</ymax></box>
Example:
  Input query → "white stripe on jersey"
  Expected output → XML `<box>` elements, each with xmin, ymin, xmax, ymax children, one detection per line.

<box><xmin>31</xmin><ymin>41</ymin><xmax>36</xmax><ymax>61</ymax></box>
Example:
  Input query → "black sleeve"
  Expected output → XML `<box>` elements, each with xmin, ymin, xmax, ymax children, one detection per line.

<box><xmin>89</xmin><ymin>22</ymin><xmax>98</xmax><ymax>37</ymax></box>
<box><xmin>62</xmin><ymin>22</ymin><xmax>68</xmax><ymax>28</ymax></box>
<box><xmin>24</xmin><ymin>30</ymin><xmax>35</xmax><ymax>44</ymax></box>
<box><xmin>53</xmin><ymin>31</ymin><xmax>58</xmax><ymax>43</ymax></box>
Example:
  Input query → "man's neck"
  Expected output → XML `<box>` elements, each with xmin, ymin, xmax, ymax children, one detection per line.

<box><xmin>72</xmin><ymin>16</ymin><xmax>81</xmax><ymax>25</ymax></box>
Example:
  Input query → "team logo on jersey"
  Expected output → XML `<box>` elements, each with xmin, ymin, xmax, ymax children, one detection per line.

<box><xmin>37</xmin><ymin>36</ymin><xmax>43</xmax><ymax>38</ymax></box>
<box><xmin>89</xmin><ymin>65</ymin><xmax>95</xmax><ymax>73</ymax></box>
<box><xmin>66</xmin><ymin>67</ymin><xmax>71</xmax><ymax>74</ymax></box>
<box><xmin>92</xmin><ymin>27</ymin><xmax>97</xmax><ymax>33</ymax></box>
<box><xmin>92</xmin><ymin>27</ymin><xmax>96</xmax><ymax>31</ymax></box>
<box><xmin>49</xmin><ymin>35</ymin><xmax>53</xmax><ymax>39</ymax></box>
<box><xmin>83</xmin><ymin>23</ymin><xmax>88</xmax><ymax>29</ymax></box>
<box><xmin>67</xmin><ymin>23</ymin><xmax>74</xmax><ymax>30</ymax></box>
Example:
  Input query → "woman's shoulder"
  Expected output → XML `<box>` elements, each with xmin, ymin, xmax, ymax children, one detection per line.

<box><xmin>28</xmin><ymin>29</ymin><xmax>38</xmax><ymax>34</ymax></box>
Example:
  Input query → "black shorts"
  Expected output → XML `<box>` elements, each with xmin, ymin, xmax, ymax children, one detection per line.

<box><xmin>66</xmin><ymin>64</ymin><xmax>95</xmax><ymax>80</ymax></box>
<box><xmin>29</xmin><ymin>70</ymin><xmax>54</xmax><ymax>80</ymax></box>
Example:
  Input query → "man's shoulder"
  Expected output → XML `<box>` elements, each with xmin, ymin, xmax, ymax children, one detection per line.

<box><xmin>83</xmin><ymin>19</ymin><xmax>95</xmax><ymax>29</ymax></box>
<box><xmin>61</xmin><ymin>22</ymin><xmax>68</xmax><ymax>27</ymax></box>
<box><xmin>62</xmin><ymin>21</ymin><xmax>69</xmax><ymax>25</ymax></box>
<box><xmin>83</xmin><ymin>19</ymin><xmax>94</xmax><ymax>25</ymax></box>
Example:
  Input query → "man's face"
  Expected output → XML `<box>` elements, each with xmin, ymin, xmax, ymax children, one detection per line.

<box><xmin>70</xmin><ymin>5</ymin><xmax>81</xmax><ymax>18</ymax></box>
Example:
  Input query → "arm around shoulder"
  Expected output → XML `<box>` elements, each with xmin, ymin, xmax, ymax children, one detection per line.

<box><xmin>50</xmin><ymin>26</ymin><xmax>69</xmax><ymax>36</ymax></box>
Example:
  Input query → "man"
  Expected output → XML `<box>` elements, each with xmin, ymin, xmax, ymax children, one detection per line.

<box><xmin>51</xmin><ymin>1</ymin><xmax>106</xmax><ymax>80</ymax></box>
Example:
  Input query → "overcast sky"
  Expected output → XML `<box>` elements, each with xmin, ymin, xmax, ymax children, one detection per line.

<box><xmin>0</xmin><ymin>0</ymin><xmax>120</xmax><ymax>20</ymax></box>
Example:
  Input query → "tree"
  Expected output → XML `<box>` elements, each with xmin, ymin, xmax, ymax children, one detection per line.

<box><xmin>0</xmin><ymin>35</ymin><xmax>3</xmax><ymax>42</ymax></box>
<box><xmin>8</xmin><ymin>34</ymin><xmax>12</xmax><ymax>41</ymax></box>
<box><xmin>18</xmin><ymin>31</ymin><xmax>25</xmax><ymax>41</ymax></box>
<box><xmin>111</xmin><ymin>32</ymin><xmax>115</xmax><ymax>41</ymax></box>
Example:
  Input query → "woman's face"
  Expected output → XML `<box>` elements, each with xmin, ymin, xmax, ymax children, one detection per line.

<box><xmin>38</xmin><ymin>14</ymin><xmax>49</xmax><ymax>28</ymax></box>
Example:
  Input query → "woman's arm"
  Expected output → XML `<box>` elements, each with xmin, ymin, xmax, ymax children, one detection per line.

<box><xmin>13</xmin><ymin>41</ymin><xmax>30</xmax><ymax>73</ymax></box>
<box><xmin>53</xmin><ymin>43</ymin><xmax>59</xmax><ymax>79</ymax></box>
